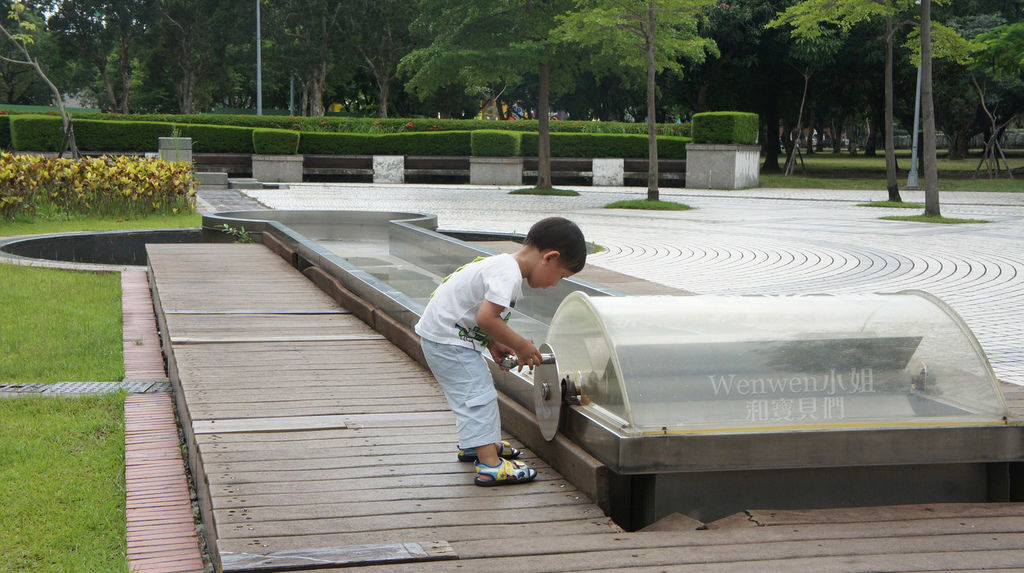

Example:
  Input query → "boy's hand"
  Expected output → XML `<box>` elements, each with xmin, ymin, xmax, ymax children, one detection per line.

<box><xmin>477</xmin><ymin>300</ymin><xmax>540</xmax><ymax>371</ymax></box>
<box><xmin>511</xmin><ymin>340</ymin><xmax>542</xmax><ymax>372</ymax></box>
<box><xmin>489</xmin><ymin>343</ymin><xmax>513</xmax><ymax>371</ymax></box>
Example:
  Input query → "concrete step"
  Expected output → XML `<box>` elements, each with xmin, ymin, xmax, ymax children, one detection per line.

<box><xmin>196</xmin><ymin>171</ymin><xmax>229</xmax><ymax>186</ymax></box>
<box><xmin>228</xmin><ymin>178</ymin><xmax>263</xmax><ymax>190</ymax></box>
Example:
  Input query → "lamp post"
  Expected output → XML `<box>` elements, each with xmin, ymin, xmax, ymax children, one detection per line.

<box><xmin>906</xmin><ymin>64</ymin><xmax>922</xmax><ymax>189</ymax></box>
<box><xmin>256</xmin><ymin>0</ymin><xmax>262</xmax><ymax>116</ymax></box>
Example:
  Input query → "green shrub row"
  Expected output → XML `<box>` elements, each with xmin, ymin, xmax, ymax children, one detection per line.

<box><xmin>520</xmin><ymin>133</ymin><xmax>690</xmax><ymax>159</ymax></box>
<box><xmin>6</xmin><ymin>115</ymin><xmax>692</xmax><ymax>157</ymax></box>
<box><xmin>691</xmin><ymin>112</ymin><xmax>759</xmax><ymax>145</ymax></box>
<box><xmin>298</xmin><ymin>131</ymin><xmax>473</xmax><ymax>155</ymax></box>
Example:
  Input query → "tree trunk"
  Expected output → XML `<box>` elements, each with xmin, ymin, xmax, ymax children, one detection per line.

<box><xmin>118</xmin><ymin>37</ymin><xmax>131</xmax><ymax>114</ymax></box>
<box><xmin>921</xmin><ymin>0</ymin><xmax>940</xmax><ymax>217</ymax></box>
<box><xmin>309</xmin><ymin>61</ymin><xmax>327</xmax><ymax>117</ymax></box>
<box><xmin>645</xmin><ymin>1</ymin><xmax>659</xmax><ymax>202</ymax></box>
<box><xmin>884</xmin><ymin>17</ymin><xmax>902</xmax><ymax>202</ymax></box>
<box><xmin>99</xmin><ymin>64</ymin><xmax>117</xmax><ymax>113</ymax></box>
<box><xmin>944</xmin><ymin>129</ymin><xmax>970</xmax><ymax>160</ymax></box>
<box><xmin>537</xmin><ymin>60</ymin><xmax>553</xmax><ymax>190</ymax></box>
<box><xmin>762</xmin><ymin>110</ymin><xmax>781</xmax><ymax>172</ymax></box>
<box><xmin>378</xmin><ymin>77</ymin><xmax>389</xmax><ymax>118</ymax></box>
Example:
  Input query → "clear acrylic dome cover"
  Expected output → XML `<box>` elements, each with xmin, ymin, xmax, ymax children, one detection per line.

<box><xmin>545</xmin><ymin>291</ymin><xmax>1009</xmax><ymax>435</ymax></box>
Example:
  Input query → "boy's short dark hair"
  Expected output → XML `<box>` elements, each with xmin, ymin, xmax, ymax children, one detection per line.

<box><xmin>525</xmin><ymin>217</ymin><xmax>587</xmax><ymax>273</ymax></box>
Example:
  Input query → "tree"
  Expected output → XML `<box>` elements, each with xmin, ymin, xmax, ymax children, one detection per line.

<box><xmin>920</xmin><ymin>0</ymin><xmax>939</xmax><ymax>216</ymax></box>
<box><xmin>782</xmin><ymin>33</ymin><xmax>841</xmax><ymax>175</ymax></box>
<box><xmin>402</xmin><ymin>0</ymin><xmax>574</xmax><ymax>190</ymax></box>
<box><xmin>0</xmin><ymin>1</ymin><xmax>79</xmax><ymax>156</ymax></box>
<box><xmin>341</xmin><ymin>0</ymin><xmax>418</xmax><ymax>119</ymax></box>
<box><xmin>48</xmin><ymin>0</ymin><xmax>118</xmax><ymax>111</ymax></box>
<box><xmin>770</xmin><ymin>0</ymin><xmax>917</xmax><ymax>202</ymax></box>
<box><xmin>265</xmin><ymin>0</ymin><xmax>345</xmax><ymax>117</ymax></box>
<box><xmin>558</xmin><ymin>0</ymin><xmax>716</xmax><ymax>201</ymax></box>
<box><xmin>970</xmin><ymin>22</ymin><xmax>1024</xmax><ymax>177</ymax></box>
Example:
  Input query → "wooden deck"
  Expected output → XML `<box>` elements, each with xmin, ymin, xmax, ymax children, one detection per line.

<box><xmin>148</xmin><ymin>244</ymin><xmax>617</xmax><ymax>571</ymax></box>
<box><xmin>148</xmin><ymin>242</ymin><xmax>1024</xmax><ymax>572</ymax></box>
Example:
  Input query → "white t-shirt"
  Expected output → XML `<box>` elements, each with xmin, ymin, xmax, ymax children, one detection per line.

<box><xmin>415</xmin><ymin>253</ymin><xmax>524</xmax><ymax>351</ymax></box>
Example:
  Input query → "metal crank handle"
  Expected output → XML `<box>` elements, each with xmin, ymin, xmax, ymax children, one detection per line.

<box><xmin>499</xmin><ymin>353</ymin><xmax>556</xmax><ymax>369</ymax></box>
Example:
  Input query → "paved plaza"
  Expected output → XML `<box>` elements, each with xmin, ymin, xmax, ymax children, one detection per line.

<box><xmin>235</xmin><ymin>183</ymin><xmax>1024</xmax><ymax>387</ymax></box>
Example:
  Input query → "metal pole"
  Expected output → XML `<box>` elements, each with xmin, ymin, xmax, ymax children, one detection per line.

<box><xmin>906</xmin><ymin>64</ymin><xmax>922</xmax><ymax>189</ymax></box>
<box><xmin>256</xmin><ymin>0</ymin><xmax>262</xmax><ymax>116</ymax></box>
<box><xmin>289</xmin><ymin>75</ymin><xmax>294</xmax><ymax>116</ymax></box>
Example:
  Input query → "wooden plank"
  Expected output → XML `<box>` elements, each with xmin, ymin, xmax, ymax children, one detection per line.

<box><xmin>205</xmin><ymin>471</ymin><xmax>570</xmax><ymax>497</ymax></box>
<box><xmin>172</xmin><ymin>335</ymin><xmax>386</xmax><ymax>344</ymax></box>
<box><xmin>210</xmin><ymin>482</ymin><xmax>584</xmax><ymax>511</ymax></box>
<box><xmin>335</xmin><ymin>534</ymin><xmax>1024</xmax><ymax>572</ymax></box>
<box><xmin>219</xmin><ymin>540</ymin><xmax>456</xmax><ymax>572</ymax></box>
<box><xmin>214</xmin><ymin>520</ymin><xmax>622</xmax><ymax>555</ymax></box>
<box><xmin>193</xmin><ymin>415</ymin><xmax>350</xmax><ymax>434</ymax></box>
<box><xmin>745</xmin><ymin>503</ymin><xmax>1024</xmax><ymax>526</ymax></box>
<box><xmin>213</xmin><ymin>492</ymin><xmax>590</xmax><ymax>524</ymax></box>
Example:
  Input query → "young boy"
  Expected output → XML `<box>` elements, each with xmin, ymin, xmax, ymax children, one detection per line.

<box><xmin>415</xmin><ymin>217</ymin><xmax>587</xmax><ymax>486</ymax></box>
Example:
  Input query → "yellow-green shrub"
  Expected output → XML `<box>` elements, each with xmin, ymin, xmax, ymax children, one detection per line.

<box><xmin>0</xmin><ymin>152</ymin><xmax>195</xmax><ymax>219</ymax></box>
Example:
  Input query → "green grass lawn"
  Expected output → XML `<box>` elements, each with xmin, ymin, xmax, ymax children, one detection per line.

<box><xmin>0</xmin><ymin>211</ymin><xmax>202</xmax><ymax>238</ymax></box>
<box><xmin>0</xmin><ymin>265</ymin><xmax>124</xmax><ymax>383</ymax></box>
<box><xmin>0</xmin><ymin>393</ymin><xmax>128</xmax><ymax>573</ymax></box>
<box><xmin>0</xmin><ymin>202</ymin><xmax>203</xmax><ymax>571</ymax></box>
<box><xmin>760</xmin><ymin>149</ymin><xmax>1022</xmax><ymax>192</ymax></box>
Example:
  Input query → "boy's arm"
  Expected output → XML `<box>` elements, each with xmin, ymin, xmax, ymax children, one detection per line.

<box><xmin>477</xmin><ymin>300</ymin><xmax>542</xmax><ymax>370</ymax></box>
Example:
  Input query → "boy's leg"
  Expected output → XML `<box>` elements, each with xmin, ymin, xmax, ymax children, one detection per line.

<box><xmin>420</xmin><ymin>338</ymin><xmax>535</xmax><ymax>486</ymax></box>
<box><xmin>419</xmin><ymin>338</ymin><xmax>502</xmax><ymax>452</ymax></box>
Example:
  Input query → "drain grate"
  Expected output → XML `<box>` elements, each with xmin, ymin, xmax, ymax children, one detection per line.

<box><xmin>0</xmin><ymin>380</ymin><xmax>171</xmax><ymax>395</ymax></box>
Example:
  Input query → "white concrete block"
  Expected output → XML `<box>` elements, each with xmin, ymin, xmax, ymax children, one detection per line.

<box><xmin>592</xmin><ymin>158</ymin><xmax>624</xmax><ymax>186</ymax></box>
<box><xmin>469</xmin><ymin>157</ymin><xmax>523</xmax><ymax>185</ymax></box>
<box><xmin>685</xmin><ymin>144</ymin><xmax>761</xmax><ymax>190</ymax></box>
<box><xmin>252</xmin><ymin>154</ymin><xmax>303</xmax><ymax>183</ymax></box>
<box><xmin>373</xmin><ymin>155</ymin><xmax>405</xmax><ymax>183</ymax></box>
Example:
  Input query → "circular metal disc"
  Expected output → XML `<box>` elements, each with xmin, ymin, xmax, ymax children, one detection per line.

<box><xmin>533</xmin><ymin>343</ymin><xmax>561</xmax><ymax>441</ymax></box>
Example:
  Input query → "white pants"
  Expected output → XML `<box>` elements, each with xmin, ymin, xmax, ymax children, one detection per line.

<box><xmin>420</xmin><ymin>338</ymin><xmax>501</xmax><ymax>449</ymax></box>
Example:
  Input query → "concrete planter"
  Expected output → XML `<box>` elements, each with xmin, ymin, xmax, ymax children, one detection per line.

<box><xmin>685</xmin><ymin>143</ymin><xmax>760</xmax><ymax>190</ymax></box>
<box><xmin>469</xmin><ymin>156</ymin><xmax>523</xmax><ymax>185</ymax></box>
<box><xmin>252</xmin><ymin>154</ymin><xmax>303</xmax><ymax>183</ymax></box>
<box><xmin>158</xmin><ymin>137</ymin><xmax>192</xmax><ymax>163</ymax></box>
<box><xmin>592</xmin><ymin>158</ymin><xmax>624</xmax><ymax>186</ymax></box>
<box><xmin>373</xmin><ymin>155</ymin><xmax>405</xmax><ymax>183</ymax></box>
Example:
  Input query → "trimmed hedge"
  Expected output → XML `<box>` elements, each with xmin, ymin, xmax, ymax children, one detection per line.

<box><xmin>385</xmin><ymin>131</ymin><xmax>472</xmax><ymax>155</ymax></box>
<box><xmin>471</xmin><ymin>130</ymin><xmax>521</xmax><ymax>156</ymax></box>
<box><xmin>75</xmin><ymin>119</ymin><xmax>174</xmax><ymax>151</ymax></box>
<box><xmin>298</xmin><ymin>131</ymin><xmax>472</xmax><ymax>156</ymax></box>
<box><xmin>176</xmin><ymin>124</ymin><xmax>254</xmax><ymax>153</ymax></box>
<box><xmin>253</xmin><ymin>128</ymin><xmax>300</xmax><ymax>154</ymax></box>
<box><xmin>520</xmin><ymin>133</ymin><xmax>690</xmax><ymax>159</ymax></box>
<box><xmin>5</xmin><ymin>114</ymin><xmax>689</xmax><ymax>158</ymax></box>
<box><xmin>691</xmin><ymin>111</ymin><xmax>759</xmax><ymax>145</ymax></box>
<box><xmin>10</xmin><ymin>115</ymin><xmax>63</xmax><ymax>151</ymax></box>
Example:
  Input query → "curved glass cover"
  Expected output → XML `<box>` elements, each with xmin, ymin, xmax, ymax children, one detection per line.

<box><xmin>546</xmin><ymin>291</ymin><xmax>1009</xmax><ymax>434</ymax></box>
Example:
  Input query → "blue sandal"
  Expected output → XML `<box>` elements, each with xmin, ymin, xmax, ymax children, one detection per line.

<box><xmin>474</xmin><ymin>458</ymin><xmax>537</xmax><ymax>487</ymax></box>
<box><xmin>458</xmin><ymin>440</ymin><xmax>522</xmax><ymax>462</ymax></box>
